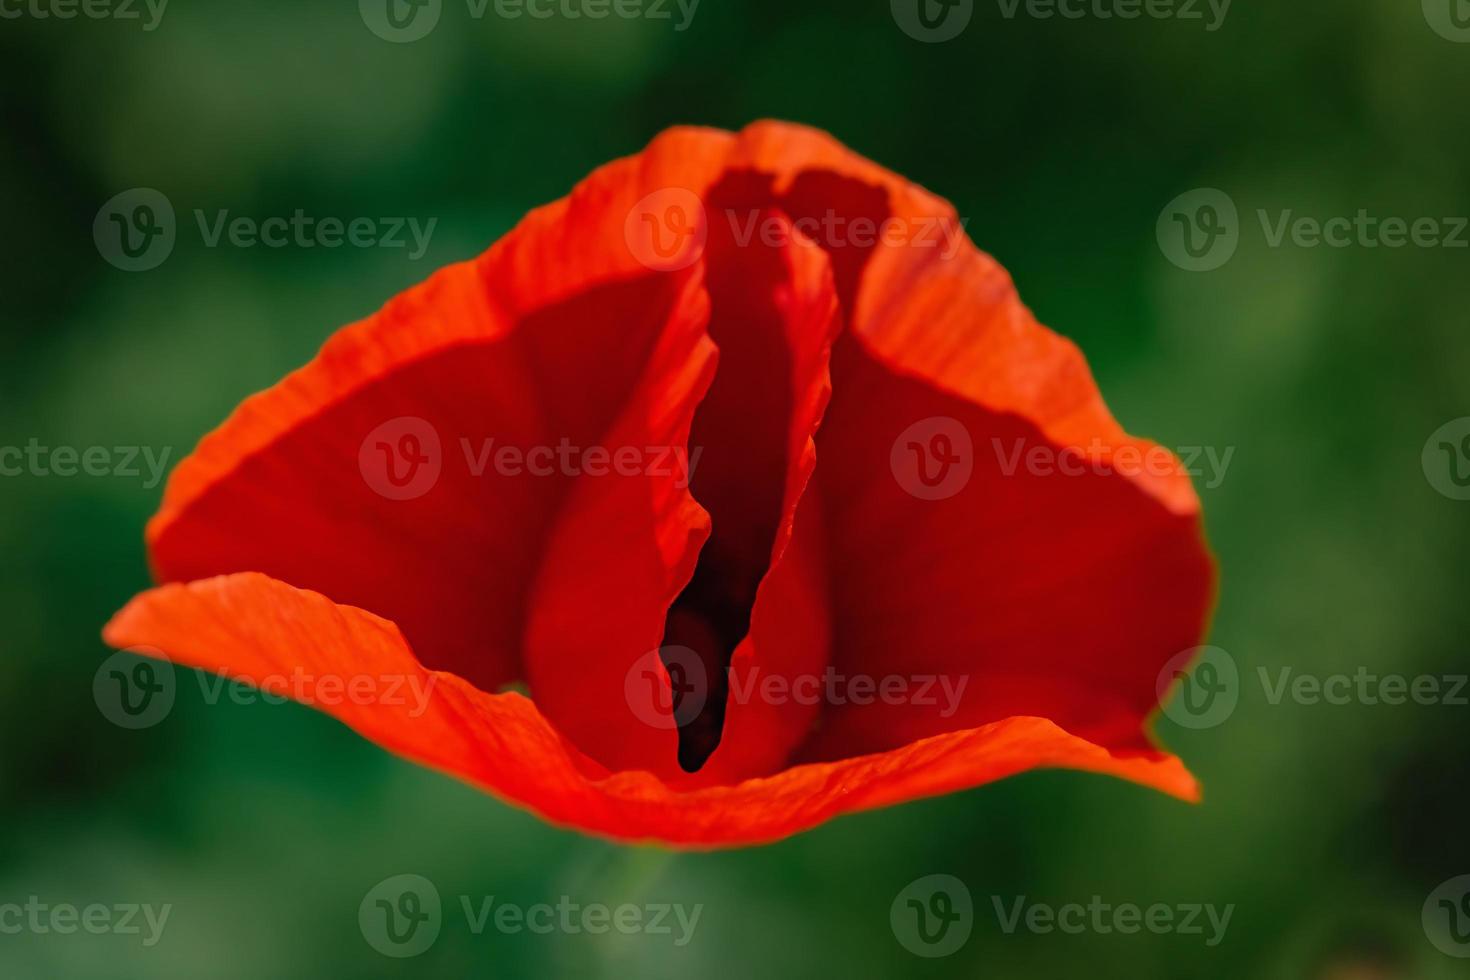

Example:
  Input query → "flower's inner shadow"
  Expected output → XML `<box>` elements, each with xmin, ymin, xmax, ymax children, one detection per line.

<box><xmin>659</xmin><ymin>170</ymin><xmax>890</xmax><ymax>772</ymax></box>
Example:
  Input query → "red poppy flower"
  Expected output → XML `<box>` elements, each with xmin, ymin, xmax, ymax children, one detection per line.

<box><xmin>103</xmin><ymin>121</ymin><xmax>1215</xmax><ymax>848</ymax></box>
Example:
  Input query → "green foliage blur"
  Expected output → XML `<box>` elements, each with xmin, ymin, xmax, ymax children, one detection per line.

<box><xmin>2</xmin><ymin>0</ymin><xmax>1468</xmax><ymax>977</ymax></box>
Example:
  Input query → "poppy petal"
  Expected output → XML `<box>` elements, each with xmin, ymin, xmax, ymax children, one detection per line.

<box><xmin>103</xmin><ymin>572</ymin><xmax>1194</xmax><ymax>847</ymax></box>
<box><xmin>144</xmin><ymin>129</ymin><xmax>740</xmax><ymax>694</ymax></box>
<box><xmin>701</xmin><ymin>121</ymin><xmax>1215</xmax><ymax>762</ymax></box>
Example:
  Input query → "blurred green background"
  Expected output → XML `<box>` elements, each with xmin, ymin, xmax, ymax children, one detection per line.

<box><xmin>3</xmin><ymin>0</ymin><xmax>1469</xmax><ymax>976</ymax></box>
